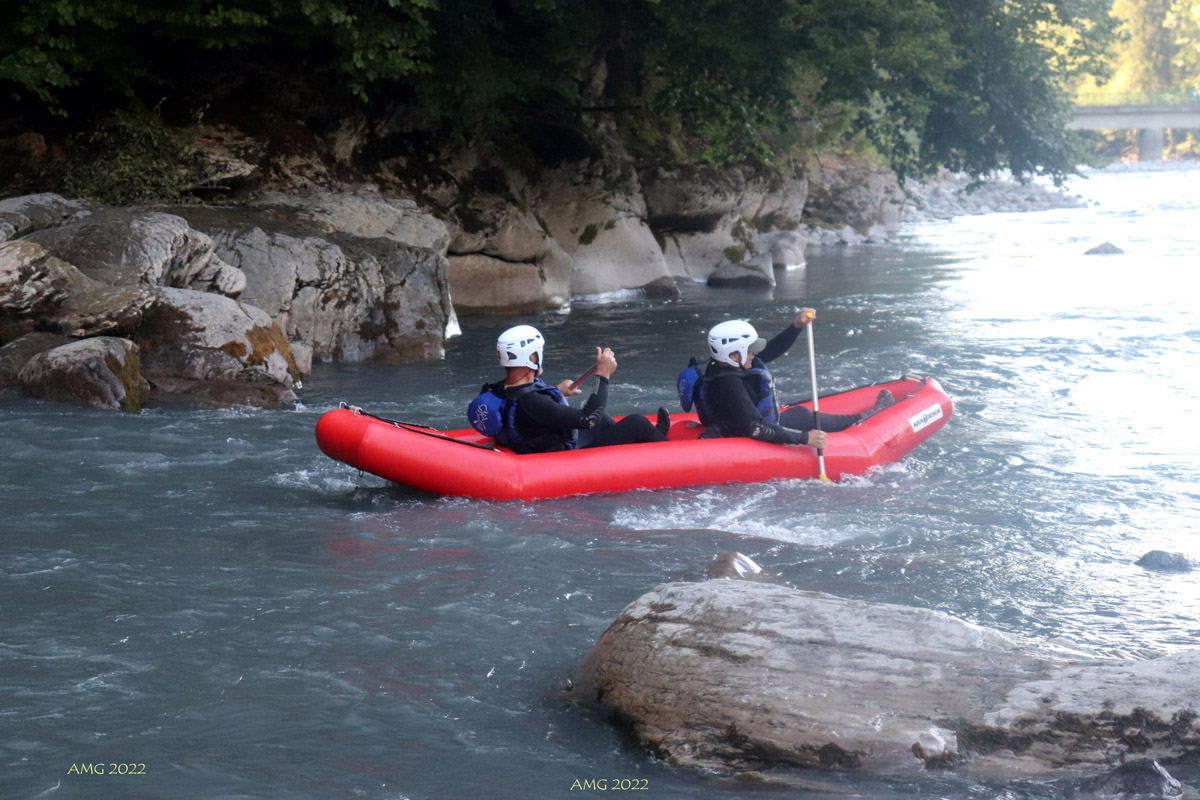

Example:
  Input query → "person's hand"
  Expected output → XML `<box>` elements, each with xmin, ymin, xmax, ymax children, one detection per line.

<box><xmin>557</xmin><ymin>379</ymin><xmax>583</xmax><ymax>397</ymax></box>
<box><xmin>806</xmin><ymin>429</ymin><xmax>827</xmax><ymax>450</ymax></box>
<box><xmin>794</xmin><ymin>308</ymin><xmax>817</xmax><ymax>327</ymax></box>
<box><xmin>594</xmin><ymin>346</ymin><xmax>617</xmax><ymax>379</ymax></box>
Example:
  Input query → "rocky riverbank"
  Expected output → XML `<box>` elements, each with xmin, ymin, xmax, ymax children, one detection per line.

<box><xmin>0</xmin><ymin>129</ymin><xmax>1084</xmax><ymax>412</ymax></box>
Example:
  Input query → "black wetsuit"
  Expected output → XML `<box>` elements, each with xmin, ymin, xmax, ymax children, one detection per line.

<box><xmin>495</xmin><ymin>376</ymin><xmax>664</xmax><ymax>453</ymax></box>
<box><xmin>702</xmin><ymin>323</ymin><xmax>860</xmax><ymax>445</ymax></box>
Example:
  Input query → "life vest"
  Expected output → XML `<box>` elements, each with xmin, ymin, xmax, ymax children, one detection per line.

<box><xmin>677</xmin><ymin>359</ymin><xmax>779</xmax><ymax>433</ymax></box>
<box><xmin>466</xmin><ymin>379</ymin><xmax>578</xmax><ymax>454</ymax></box>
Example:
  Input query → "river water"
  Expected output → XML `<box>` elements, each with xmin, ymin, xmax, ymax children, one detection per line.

<box><xmin>3</xmin><ymin>162</ymin><xmax>1199</xmax><ymax>800</ymax></box>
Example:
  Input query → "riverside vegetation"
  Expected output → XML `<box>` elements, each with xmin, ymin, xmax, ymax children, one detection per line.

<box><xmin>1</xmin><ymin>0</ymin><xmax>1107</xmax><ymax>409</ymax></box>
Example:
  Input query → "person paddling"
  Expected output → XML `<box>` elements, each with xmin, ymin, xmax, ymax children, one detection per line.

<box><xmin>678</xmin><ymin>309</ymin><xmax>893</xmax><ymax>448</ymax></box>
<box><xmin>468</xmin><ymin>325</ymin><xmax>669</xmax><ymax>454</ymax></box>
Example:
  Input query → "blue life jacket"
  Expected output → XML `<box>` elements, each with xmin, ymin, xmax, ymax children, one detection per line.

<box><xmin>676</xmin><ymin>357</ymin><xmax>704</xmax><ymax>412</ymax></box>
<box><xmin>466</xmin><ymin>379</ymin><xmax>578</xmax><ymax>454</ymax></box>
<box><xmin>678</xmin><ymin>359</ymin><xmax>779</xmax><ymax>432</ymax></box>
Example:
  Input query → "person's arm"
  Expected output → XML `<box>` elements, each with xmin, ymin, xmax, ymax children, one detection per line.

<box><xmin>517</xmin><ymin>380</ymin><xmax>609</xmax><ymax>430</ymax></box>
<box><xmin>557</xmin><ymin>347</ymin><xmax>618</xmax><ymax>397</ymax></box>
<box><xmin>756</xmin><ymin>320</ymin><xmax>802</xmax><ymax>363</ymax></box>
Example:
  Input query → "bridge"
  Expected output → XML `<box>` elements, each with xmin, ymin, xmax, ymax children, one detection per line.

<box><xmin>1069</xmin><ymin>91</ymin><xmax>1200</xmax><ymax>160</ymax></box>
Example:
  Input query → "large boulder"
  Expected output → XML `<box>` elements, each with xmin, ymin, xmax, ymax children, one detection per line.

<box><xmin>443</xmin><ymin>169</ymin><xmax>574</xmax><ymax>313</ymax></box>
<box><xmin>537</xmin><ymin>159</ymin><xmax>676</xmax><ymax>300</ymax></box>
<box><xmin>643</xmin><ymin>165</ymin><xmax>808</xmax><ymax>281</ymax></box>
<box><xmin>173</xmin><ymin>189</ymin><xmax>454</xmax><ymax>363</ymax></box>
<box><xmin>0</xmin><ymin>240</ymin><xmax>156</xmax><ymax>341</ymax></box>
<box><xmin>572</xmin><ymin>580</ymin><xmax>1200</xmax><ymax>776</ymax></box>
<box><xmin>23</xmin><ymin>208</ymin><xmax>246</xmax><ymax>296</ymax></box>
<box><xmin>804</xmin><ymin>156</ymin><xmax>904</xmax><ymax>234</ymax></box>
<box><xmin>0</xmin><ymin>193</ymin><xmax>98</xmax><ymax>244</ymax></box>
<box><xmin>757</xmin><ymin>231</ymin><xmax>807</xmax><ymax>269</ymax></box>
<box><xmin>1136</xmin><ymin>551</ymin><xmax>1199</xmax><ymax>571</ymax></box>
<box><xmin>18</xmin><ymin>336</ymin><xmax>149</xmax><ymax>412</ymax></box>
<box><xmin>134</xmin><ymin>287</ymin><xmax>299</xmax><ymax>407</ymax></box>
<box><xmin>706</xmin><ymin>252</ymin><xmax>775</xmax><ymax>289</ymax></box>
<box><xmin>1</xmin><ymin>238</ymin><xmax>299</xmax><ymax>409</ymax></box>
<box><xmin>0</xmin><ymin>332</ymin><xmax>74</xmax><ymax>389</ymax></box>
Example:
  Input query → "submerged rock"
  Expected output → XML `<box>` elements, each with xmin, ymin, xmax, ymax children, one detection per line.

<box><xmin>1070</xmin><ymin>758</ymin><xmax>1183</xmax><ymax>799</ymax></box>
<box><xmin>1085</xmin><ymin>241</ymin><xmax>1125</xmax><ymax>255</ymax></box>
<box><xmin>573</xmin><ymin>580</ymin><xmax>1200</xmax><ymax>775</ymax></box>
<box><xmin>706</xmin><ymin>253</ymin><xmax>775</xmax><ymax>289</ymax></box>
<box><xmin>1135</xmin><ymin>551</ymin><xmax>1199</xmax><ymax>571</ymax></box>
<box><xmin>706</xmin><ymin>552</ymin><xmax>767</xmax><ymax>581</ymax></box>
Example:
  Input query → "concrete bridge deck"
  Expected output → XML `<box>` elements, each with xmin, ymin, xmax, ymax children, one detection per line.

<box><xmin>1068</xmin><ymin>102</ymin><xmax>1200</xmax><ymax>159</ymax></box>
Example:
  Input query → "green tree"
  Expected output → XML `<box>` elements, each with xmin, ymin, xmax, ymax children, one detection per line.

<box><xmin>1</xmin><ymin>0</ymin><xmax>435</xmax><ymax>111</ymax></box>
<box><xmin>1109</xmin><ymin>0</ymin><xmax>1177</xmax><ymax>93</ymax></box>
<box><xmin>2</xmin><ymin>0</ymin><xmax>1120</xmax><ymax>187</ymax></box>
<box><xmin>1173</xmin><ymin>0</ymin><xmax>1200</xmax><ymax>90</ymax></box>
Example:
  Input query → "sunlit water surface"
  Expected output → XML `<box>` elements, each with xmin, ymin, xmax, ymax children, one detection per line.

<box><xmin>3</xmin><ymin>162</ymin><xmax>1199</xmax><ymax>799</ymax></box>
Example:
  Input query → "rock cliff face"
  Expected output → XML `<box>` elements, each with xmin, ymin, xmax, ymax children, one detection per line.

<box><xmin>434</xmin><ymin>156</ymin><xmax>819</xmax><ymax>309</ymax></box>
<box><xmin>572</xmin><ymin>580</ymin><xmax>1200</xmax><ymax>777</ymax></box>
<box><xmin>0</xmin><ymin>120</ymin><xmax>914</xmax><ymax>408</ymax></box>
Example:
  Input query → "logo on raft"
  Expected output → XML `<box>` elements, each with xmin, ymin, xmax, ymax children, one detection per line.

<box><xmin>908</xmin><ymin>404</ymin><xmax>943</xmax><ymax>433</ymax></box>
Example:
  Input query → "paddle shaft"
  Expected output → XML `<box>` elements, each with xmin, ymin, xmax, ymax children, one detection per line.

<box><xmin>805</xmin><ymin>321</ymin><xmax>830</xmax><ymax>481</ymax></box>
<box><xmin>568</xmin><ymin>365</ymin><xmax>597</xmax><ymax>391</ymax></box>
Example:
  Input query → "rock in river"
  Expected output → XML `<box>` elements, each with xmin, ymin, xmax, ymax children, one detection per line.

<box><xmin>572</xmin><ymin>580</ymin><xmax>1200</xmax><ymax>776</ymax></box>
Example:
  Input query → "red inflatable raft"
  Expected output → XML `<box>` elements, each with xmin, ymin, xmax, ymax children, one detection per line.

<box><xmin>315</xmin><ymin>374</ymin><xmax>952</xmax><ymax>501</ymax></box>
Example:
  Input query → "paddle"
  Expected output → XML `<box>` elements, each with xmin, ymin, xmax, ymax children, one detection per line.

<box><xmin>803</xmin><ymin>312</ymin><xmax>832</xmax><ymax>482</ymax></box>
<box><xmin>568</xmin><ymin>364</ymin><xmax>597</xmax><ymax>391</ymax></box>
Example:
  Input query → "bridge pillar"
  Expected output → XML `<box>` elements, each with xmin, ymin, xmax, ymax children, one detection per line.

<box><xmin>1138</xmin><ymin>127</ymin><xmax>1164</xmax><ymax>161</ymax></box>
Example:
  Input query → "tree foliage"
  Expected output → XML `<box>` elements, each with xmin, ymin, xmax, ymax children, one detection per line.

<box><xmin>1096</xmin><ymin>0</ymin><xmax>1200</xmax><ymax>94</ymax></box>
<box><xmin>2</xmin><ymin>0</ymin><xmax>1119</xmax><ymax>183</ymax></box>
<box><xmin>0</xmin><ymin>0</ymin><xmax>435</xmax><ymax>109</ymax></box>
<box><xmin>1175</xmin><ymin>0</ymin><xmax>1200</xmax><ymax>91</ymax></box>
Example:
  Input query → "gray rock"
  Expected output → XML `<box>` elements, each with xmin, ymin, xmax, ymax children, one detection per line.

<box><xmin>902</xmin><ymin>173</ymin><xmax>1085</xmax><ymax>223</ymax></box>
<box><xmin>805</xmin><ymin>157</ymin><xmax>904</xmax><ymax>234</ymax></box>
<box><xmin>0</xmin><ymin>240</ymin><xmax>156</xmax><ymax>339</ymax></box>
<box><xmin>23</xmin><ymin>208</ymin><xmax>246</xmax><ymax>296</ymax></box>
<box><xmin>706</xmin><ymin>552</ymin><xmax>766</xmax><ymax>581</ymax></box>
<box><xmin>0</xmin><ymin>332</ymin><xmax>73</xmax><ymax>389</ymax></box>
<box><xmin>573</xmin><ymin>580</ymin><xmax>1200</xmax><ymax>775</ymax></box>
<box><xmin>757</xmin><ymin>231</ymin><xmax>807</xmax><ymax>268</ymax></box>
<box><xmin>707</xmin><ymin>253</ymin><xmax>775</xmax><ymax>288</ymax></box>
<box><xmin>448</xmin><ymin>248</ymin><xmax>571</xmax><ymax>314</ymax></box>
<box><xmin>1072</xmin><ymin>759</ymin><xmax>1183</xmax><ymax>799</ymax></box>
<box><xmin>643</xmin><ymin>164</ymin><xmax>807</xmax><ymax>282</ymax></box>
<box><xmin>1135</xmin><ymin>550</ymin><xmax>1198</xmax><ymax>571</ymax></box>
<box><xmin>0</xmin><ymin>193</ymin><xmax>99</xmax><ymax>244</ymax></box>
<box><xmin>1085</xmin><ymin>241</ymin><xmax>1125</xmax><ymax>255</ymax></box>
<box><xmin>135</xmin><ymin>286</ymin><xmax>299</xmax><ymax>408</ymax></box>
<box><xmin>535</xmin><ymin>160</ymin><xmax>675</xmax><ymax>300</ymax></box>
<box><xmin>173</xmin><ymin>192</ymin><xmax>453</xmax><ymax>364</ymax></box>
<box><xmin>18</xmin><ymin>336</ymin><xmax>149</xmax><ymax>412</ymax></box>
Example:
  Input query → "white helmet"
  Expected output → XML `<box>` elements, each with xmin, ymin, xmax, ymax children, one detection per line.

<box><xmin>708</xmin><ymin>319</ymin><xmax>762</xmax><ymax>367</ymax></box>
<box><xmin>497</xmin><ymin>325</ymin><xmax>544</xmax><ymax>373</ymax></box>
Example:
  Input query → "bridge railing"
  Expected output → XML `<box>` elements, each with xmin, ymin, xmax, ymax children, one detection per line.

<box><xmin>1075</xmin><ymin>90</ymin><xmax>1200</xmax><ymax>106</ymax></box>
